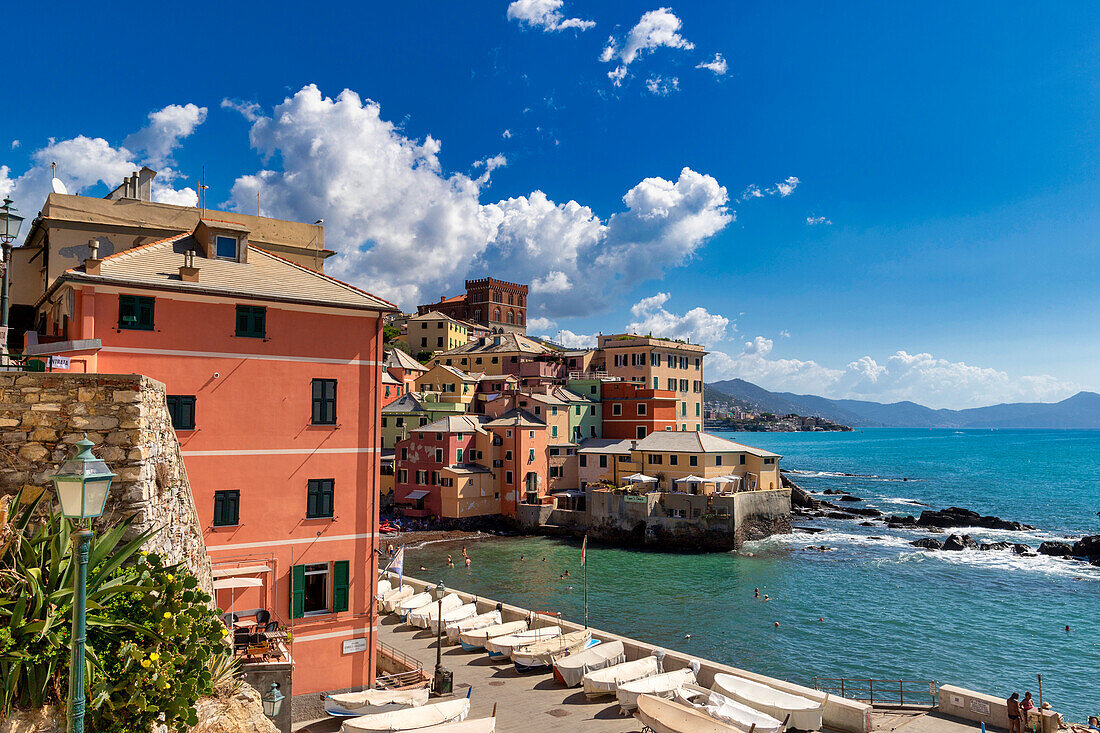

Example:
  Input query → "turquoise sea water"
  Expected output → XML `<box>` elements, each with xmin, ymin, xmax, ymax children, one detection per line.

<box><xmin>408</xmin><ymin>429</ymin><xmax>1100</xmax><ymax>721</ymax></box>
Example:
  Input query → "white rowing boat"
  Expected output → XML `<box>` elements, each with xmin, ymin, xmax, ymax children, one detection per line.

<box><xmin>416</xmin><ymin>716</ymin><xmax>495</xmax><ymax>732</ymax></box>
<box><xmin>380</xmin><ymin>586</ymin><xmax>413</xmax><ymax>613</ymax></box>
<box><xmin>484</xmin><ymin>626</ymin><xmax>561</xmax><ymax>660</ymax></box>
<box><xmin>512</xmin><ymin>630</ymin><xmax>593</xmax><ymax>673</ymax></box>
<box><xmin>617</xmin><ymin>667</ymin><xmax>697</xmax><ymax>713</ymax></box>
<box><xmin>340</xmin><ymin>697</ymin><xmax>470</xmax><ymax>732</ymax></box>
<box><xmin>635</xmin><ymin>693</ymin><xmax>742</xmax><ymax>733</ymax></box>
<box><xmin>674</xmin><ymin>684</ymin><xmax>783</xmax><ymax>733</ymax></box>
<box><xmin>408</xmin><ymin>594</ymin><xmax>463</xmax><ymax>628</ymax></box>
<box><xmin>446</xmin><ymin>611</ymin><xmax>501</xmax><ymax>645</ymax></box>
<box><xmin>395</xmin><ymin>592</ymin><xmax>434</xmax><ymax>618</ymax></box>
<box><xmin>712</xmin><ymin>673</ymin><xmax>823</xmax><ymax>732</ymax></box>
<box><xmin>376</xmin><ymin>579</ymin><xmax>392</xmax><ymax>597</ymax></box>
<box><xmin>582</xmin><ymin>654</ymin><xmax>660</xmax><ymax>699</ymax></box>
<box><xmin>324</xmin><ymin>687</ymin><xmax>429</xmax><ymax>717</ymax></box>
<box><xmin>429</xmin><ymin>603</ymin><xmax>478</xmax><ymax>635</ymax></box>
<box><xmin>553</xmin><ymin>639</ymin><xmax>626</xmax><ymax>687</ymax></box>
<box><xmin>458</xmin><ymin>620</ymin><xmax>528</xmax><ymax>651</ymax></box>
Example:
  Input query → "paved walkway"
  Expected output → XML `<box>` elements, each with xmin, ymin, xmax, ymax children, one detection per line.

<box><xmin>293</xmin><ymin>616</ymin><xmax>996</xmax><ymax>733</ymax></box>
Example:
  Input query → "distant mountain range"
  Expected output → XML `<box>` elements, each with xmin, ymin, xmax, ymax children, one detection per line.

<box><xmin>706</xmin><ymin>378</ymin><xmax>1100</xmax><ymax>428</ymax></box>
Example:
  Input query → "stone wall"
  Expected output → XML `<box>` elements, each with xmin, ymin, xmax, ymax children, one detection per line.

<box><xmin>0</xmin><ymin>372</ymin><xmax>211</xmax><ymax>592</ymax></box>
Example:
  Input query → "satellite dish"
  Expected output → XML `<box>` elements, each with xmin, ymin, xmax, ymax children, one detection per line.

<box><xmin>51</xmin><ymin>178</ymin><xmax>68</xmax><ymax>195</ymax></box>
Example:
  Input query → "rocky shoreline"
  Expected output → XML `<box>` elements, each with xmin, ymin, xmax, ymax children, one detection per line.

<box><xmin>785</xmin><ymin>474</ymin><xmax>1100</xmax><ymax>566</ymax></box>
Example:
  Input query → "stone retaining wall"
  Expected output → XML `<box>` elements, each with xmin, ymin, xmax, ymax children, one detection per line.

<box><xmin>0</xmin><ymin>372</ymin><xmax>212</xmax><ymax>592</ymax></box>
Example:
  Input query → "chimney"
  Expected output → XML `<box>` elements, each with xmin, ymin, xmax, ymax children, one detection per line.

<box><xmin>440</xmin><ymin>295</ymin><xmax>445</xmax><ymax>302</ymax></box>
<box><xmin>136</xmin><ymin>167</ymin><xmax>157</xmax><ymax>201</ymax></box>
<box><xmin>630</xmin><ymin>440</ymin><xmax>639</xmax><ymax>451</ymax></box>
<box><xmin>84</xmin><ymin>239</ymin><xmax>102</xmax><ymax>275</ymax></box>
<box><xmin>179</xmin><ymin>250</ymin><xmax>200</xmax><ymax>282</ymax></box>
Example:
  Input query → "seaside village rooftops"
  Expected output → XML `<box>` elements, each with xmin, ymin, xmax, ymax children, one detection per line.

<box><xmin>483</xmin><ymin>408</ymin><xmax>546</xmax><ymax>428</ymax></box>
<box><xmin>436</xmin><ymin>331</ymin><xmax>547</xmax><ymax>356</ymax></box>
<box><xmin>417</xmin><ymin>414</ymin><xmax>488</xmax><ymax>434</ymax></box>
<box><xmin>40</xmin><ymin>232</ymin><xmax>396</xmax><ymax>313</ymax></box>
<box><xmin>580</xmin><ymin>431</ymin><xmax>782</xmax><ymax>458</ymax></box>
<box><xmin>385</xmin><ymin>348</ymin><xmax>428</xmax><ymax>372</ymax></box>
<box><xmin>383</xmin><ymin>393</ymin><xmax>427</xmax><ymax>413</ymax></box>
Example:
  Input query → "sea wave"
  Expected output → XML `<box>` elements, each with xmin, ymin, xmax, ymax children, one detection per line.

<box><xmin>786</xmin><ymin>469</ymin><xmax>921</xmax><ymax>482</ymax></box>
<box><xmin>876</xmin><ymin>497</ymin><xmax>927</xmax><ymax>506</ymax></box>
<box><xmin>895</xmin><ymin>547</ymin><xmax>1100</xmax><ymax>580</ymax></box>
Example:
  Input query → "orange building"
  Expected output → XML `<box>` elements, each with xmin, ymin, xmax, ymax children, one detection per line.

<box><xmin>26</xmin><ymin>228</ymin><xmax>396</xmax><ymax>695</ymax></box>
<box><xmin>600</xmin><ymin>382</ymin><xmax>678</xmax><ymax>439</ymax></box>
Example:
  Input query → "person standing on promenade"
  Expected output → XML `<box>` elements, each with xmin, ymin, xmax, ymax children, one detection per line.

<box><xmin>1007</xmin><ymin>692</ymin><xmax>1022</xmax><ymax>733</ymax></box>
<box><xmin>1021</xmin><ymin>692</ymin><xmax>1036</xmax><ymax>729</ymax></box>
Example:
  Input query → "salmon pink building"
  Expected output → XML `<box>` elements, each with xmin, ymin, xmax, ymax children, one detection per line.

<box><xmin>600</xmin><ymin>382</ymin><xmax>678</xmax><ymax>439</ymax></box>
<box><xmin>28</xmin><ymin>226</ymin><xmax>396</xmax><ymax>696</ymax></box>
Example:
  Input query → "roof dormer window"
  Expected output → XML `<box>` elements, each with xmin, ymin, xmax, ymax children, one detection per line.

<box><xmin>216</xmin><ymin>235</ymin><xmax>239</xmax><ymax>260</ymax></box>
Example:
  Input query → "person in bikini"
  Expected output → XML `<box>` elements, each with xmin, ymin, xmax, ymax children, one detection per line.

<box><xmin>1007</xmin><ymin>692</ymin><xmax>1022</xmax><ymax>733</ymax></box>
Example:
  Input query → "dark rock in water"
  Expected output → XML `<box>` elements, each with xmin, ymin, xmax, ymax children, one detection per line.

<box><xmin>1072</xmin><ymin>535</ymin><xmax>1100</xmax><ymax>560</ymax></box>
<box><xmin>917</xmin><ymin>506</ymin><xmax>1035</xmax><ymax>532</ymax></box>
<box><xmin>942</xmin><ymin>534</ymin><xmax>979</xmax><ymax>551</ymax></box>
<box><xmin>823</xmin><ymin>488</ymin><xmax>846</xmax><ymax>495</ymax></box>
<box><xmin>1012</xmin><ymin>543</ymin><xmax>1032</xmax><ymax>555</ymax></box>
<box><xmin>860</xmin><ymin>521</ymin><xmax>876</xmax><ymax>527</ymax></box>
<box><xmin>844</xmin><ymin>506</ymin><xmax>884</xmax><ymax>517</ymax></box>
<box><xmin>793</xmin><ymin>526</ymin><xmax>826</xmax><ymax>534</ymax></box>
<box><xmin>867</xmin><ymin>536</ymin><xmax>884</xmax><ymax>540</ymax></box>
<box><xmin>817</xmin><ymin>500</ymin><xmax>843</xmax><ymax>510</ymax></box>
<box><xmin>1038</xmin><ymin>541</ymin><xmax>1074</xmax><ymax>557</ymax></box>
<box><xmin>886</xmin><ymin>515</ymin><xmax>917</xmax><ymax>525</ymax></box>
<box><xmin>911</xmin><ymin>538</ymin><xmax>943</xmax><ymax>550</ymax></box>
<box><xmin>824</xmin><ymin>511</ymin><xmax>856</xmax><ymax>520</ymax></box>
<box><xmin>927</xmin><ymin>527</ymin><xmax>944</xmax><ymax>534</ymax></box>
<box><xmin>838</xmin><ymin>495</ymin><xmax>863</xmax><ymax>502</ymax></box>
<box><xmin>980</xmin><ymin>541</ymin><xmax>1014</xmax><ymax>551</ymax></box>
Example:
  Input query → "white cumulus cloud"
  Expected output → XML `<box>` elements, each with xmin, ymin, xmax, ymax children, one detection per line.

<box><xmin>123</xmin><ymin>103</ymin><xmax>207</xmax><ymax>170</ymax></box>
<box><xmin>695</xmin><ymin>53</ymin><xmax>728</xmax><ymax>75</ymax></box>
<box><xmin>601</xmin><ymin>8</ymin><xmax>695</xmax><ymax>86</ymax></box>
<box><xmin>806</xmin><ymin>216</ymin><xmax>831</xmax><ymax>225</ymax></box>
<box><xmin>626</xmin><ymin>292</ymin><xmax>730</xmax><ymax>345</ymax></box>
<box><xmin>645</xmin><ymin>75</ymin><xmax>680</xmax><ymax>96</ymax></box>
<box><xmin>507</xmin><ymin>0</ymin><xmax>595</xmax><ymax>31</ymax></box>
<box><xmin>221</xmin><ymin>98</ymin><xmax>263</xmax><ymax>122</ymax></box>
<box><xmin>769</xmin><ymin>176</ymin><xmax>800</xmax><ymax>197</ymax></box>
<box><xmin>526</xmin><ymin>316</ymin><xmax>558</xmax><ymax>332</ymax></box>
<box><xmin>553</xmin><ymin>329</ymin><xmax>598</xmax><ymax>348</ymax></box>
<box><xmin>225</xmin><ymin>85</ymin><xmax>733</xmax><ymax>316</ymax></box>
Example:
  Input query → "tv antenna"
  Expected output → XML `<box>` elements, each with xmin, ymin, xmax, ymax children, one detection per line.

<box><xmin>198</xmin><ymin>165</ymin><xmax>209</xmax><ymax>216</ymax></box>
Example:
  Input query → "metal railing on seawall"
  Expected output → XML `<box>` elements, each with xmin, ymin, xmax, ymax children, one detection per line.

<box><xmin>812</xmin><ymin>677</ymin><xmax>939</xmax><ymax>707</ymax></box>
<box><xmin>375</xmin><ymin>639</ymin><xmax>428</xmax><ymax>689</ymax></box>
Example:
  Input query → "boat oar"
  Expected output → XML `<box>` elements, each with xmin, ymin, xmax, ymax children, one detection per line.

<box><xmin>782</xmin><ymin>713</ymin><xmax>791</xmax><ymax>728</ymax></box>
<box><xmin>748</xmin><ymin>725</ymin><xmax>756</xmax><ymax>733</ymax></box>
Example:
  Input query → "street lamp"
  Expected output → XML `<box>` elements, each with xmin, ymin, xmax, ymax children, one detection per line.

<box><xmin>261</xmin><ymin>683</ymin><xmax>284</xmax><ymax>718</ymax></box>
<box><xmin>51</xmin><ymin>435</ymin><xmax>115</xmax><ymax>733</ymax></box>
<box><xmin>0</xmin><ymin>196</ymin><xmax>24</xmax><ymax>328</ymax></box>
<box><xmin>432</xmin><ymin>581</ymin><xmax>452</xmax><ymax>695</ymax></box>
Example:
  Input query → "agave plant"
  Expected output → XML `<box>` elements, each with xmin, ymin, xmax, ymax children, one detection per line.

<box><xmin>0</xmin><ymin>489</ymin><xmax>153</xmax><ymax>715</ymax></box>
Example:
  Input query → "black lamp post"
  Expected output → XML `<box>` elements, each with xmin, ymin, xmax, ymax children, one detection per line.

<box><xmin>0</xmin><ymin>196</ymin><xmax>25</xmax><ymax>329</ymax></box>
<box><xmin>432</xmin><ymin>581</ymin><xmax>452</xmax><ymax>695</ymax></box>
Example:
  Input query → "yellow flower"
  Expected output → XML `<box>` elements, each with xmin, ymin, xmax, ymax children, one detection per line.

<box><xmin>166</xmin><ymin>574</ymin><xmax>174</xmax><ymax>581</ymax></box>
<box><xmin>221</xmin><ymin>628</ymin><xmax>229</xmax><ymax>637</ymax></box>
<box><xmin>140</xmin><ymin>551</ymin><xmax>148</xmax><ymax>556</ymax></box>
<box><xmin>149</xmin><ymin>652</ymin><xmax>160</xmax><ymax>661</ymax></box>
<box><xmin>140</xmin><ymin>659</ymin><xmax>151</xmax><ymax>668</ymax></box>
<box><xmin>163</xmin><ymin>612</ymin><xmax>173</xmax><ymax>619</ymax></box>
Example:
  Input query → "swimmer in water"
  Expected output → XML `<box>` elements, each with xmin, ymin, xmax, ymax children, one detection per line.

<box><xmin>763</xmin><ymin>595</ymin><xmax>770</xmax><ymax>602</ymax></box>
<box><xmin>754</xmin><ymin>588</ymin><xmax>759</xmax><ymax>599</ymax></box>
<box><xmin>464</xmin><ymin>557</ymin><xmax>471</xmax><ymax>567</ymax></box>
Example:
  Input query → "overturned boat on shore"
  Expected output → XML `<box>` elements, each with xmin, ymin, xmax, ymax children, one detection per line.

<box><xmin>484</xmin><ymin>626</ymin><xmax>562</xmax><ymax>660</ymax></box>
<box><xmin>553</xmin><ymin>638</ymin><xmax>626</xmax><ymax>687</ymax></box>
<box><xmin>582</xmin><ymin>653</ymin><xmax>660</xmax><ymax>699</ymax></box>
<box><xmin>674</xmin><ymin>684</ymin><xmax>783</xmax><ymax>733</ymax></box>
<box><xmin>712</xmin><ymin>673</ymin><xmax>824</xmax><ymax>731</ymax></box>
<box><xmin>512</xmin><ymin>630</ymin><xmax>594</xmax><ymax>673</ymax></box>
<box><xmin>408</xmin><ymin>594</ymin><xmax>463</xmax><ymax>628</ymax></box>
<box><xmin>445</xmin><ymin>611</ymin><xmax>501</xmax><ymax>645</ymax></box>
<box><xmin>458</xmin><ymin>620</ymin><xmax>528</xmax><ymax>651</ymax></box>
<box><xmin>380</xmin><ymin>585</ymin><xmax>413</xmax><ymax>613</ymax></box>
<box><xmin>635</xmin><ymin>693</ymin><xmax>743</xmax><ymax>733</ymax></box>
<box><xmin>324</xmin><ymin>687</ymin><xmax>430</xmax><ymax>717</ymax></box>
<box><xmin>340</xmin><ymin>696</ymin><xmax>470</xmax><ymax>732</ymax></box>
<box><xmin>395</xmin><ymin>592</ymin><xmax>434</xmax><ymax>619</ymax></box>
<box><xmin>429</xmin><ymin>603</ymin><xmax>478</xmax><ymax>634</ymax></box>
<box><xmin>617</xmin><ymin>664</ymin><xmax>698</xmax><ymax>713</ymax></box>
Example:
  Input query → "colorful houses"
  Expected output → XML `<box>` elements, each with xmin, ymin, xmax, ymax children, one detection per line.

<box><xmin>418</xmin><ymin>277</ymin><xmax>529</xmax><ymax>334</ymax></box>
<box><xmin>595</xmin><ymin>334</ymin><xmax>707</xmax><ymax>432</ymax></box>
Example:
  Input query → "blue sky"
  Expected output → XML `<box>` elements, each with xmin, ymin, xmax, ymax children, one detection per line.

<box><xmin>3</xmin><ymin>1</ymin><xmax>1098</xmax><ymax>408</ymax></box>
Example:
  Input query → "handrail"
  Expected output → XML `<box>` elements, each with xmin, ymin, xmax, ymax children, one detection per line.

<box><xmin>812</xmin><ymin>677</ymin><xmax>938</xmax><ymax>707</ymax></box>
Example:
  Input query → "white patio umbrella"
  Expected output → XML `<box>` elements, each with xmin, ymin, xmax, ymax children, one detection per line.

<box><xmin>623</xmin><ymin>473</ymin><xmax>658</xmax><ymax>483</ymax></box>
<box><xmin>673</xmin><ymin>475</ymin><xmax>706</xmax><ymax>484</ymax></box>
<box><xmin>213</xmin><ymin>577</ymin><xmax>263</xmax><ymax>622</ymax></box>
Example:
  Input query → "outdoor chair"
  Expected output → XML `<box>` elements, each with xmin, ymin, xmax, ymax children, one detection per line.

<box><xmin>232</xmin><ymin>628</ymin><xmax>251</xmax><ymax>651</ymax></box>
<box><xmin>221</xmin><ymin>613</ymin><xmax>237</xmax><ymax>628</ymax></box>
<box><xmin>255</xmin><ymin>609</ymin><xmax>271</xmax><ymax>625</ymax></box>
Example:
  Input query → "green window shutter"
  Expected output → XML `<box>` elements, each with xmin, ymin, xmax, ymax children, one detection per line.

<box><xmin>332</xmin><ymin>560</ymin><xmax>350</xmax><ymax>612</ymax></box>
<box><xmin>290</xmin><ymin>564</ymin><xmax>306</xmax><ymax>619</ymax></box>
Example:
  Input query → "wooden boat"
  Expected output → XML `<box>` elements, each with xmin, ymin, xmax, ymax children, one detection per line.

<box><xmin>380</xmin><ymin>586</ymin><xmax>413</xmax><ymax>613</ymax></box>
<box><xmin>674</xmin><ymin>684</ymin><xmax>783</xmax><ymax>733</ymax></box>
<box><xmin>635</xmin><ymin>693</ymin><xmax>742</xmax><ymax>733</ymax></box>
<box><xmin>445</xmin><ymin>611</ymin><xmax>501</xmax><ymax>645</ymax></box>
<box><xmin>429</xmin><ymin>603</ymin><xmax>478</xmax><ymax>635</ymax></box>
<box><xmin>408</xmin><ymin>594</ymin><xmax>463</xmax><ymax>628</ymax></box>
<box><xmin>712</xmin><ymin>673</ymin><xmax>823</xmax><ymax>731</ymax></box>
<box><xmin>484</xmin><ymin>626</ymin><xmax>561</xmax><ymax>660</ymax></box>
<box><xmin>415</xmin><ymin>717</ymin><xmax>495</xmax><ymax>732</ymax></box>
<box><xmin>340</xmin><ymin>697</ymin><xmax>470</xmax><ymax>732</ymax></box>
<box><xmin>617</xmin><ymin>667</ymin><xmax>697</xmax><ymax>713</ymax></box>
<box><xmin>458</xmin><ymin>620</ymin><xmax>528</xmax><ymax>651</ymax></box>
<box><xmin>553</xmin><ymin>639</ymin><xmax>625</xmax><ymax>687</ymax></box>
<box><xmin>324</xmin><ymin>687</ymin><xmax>429</xmax><ymax>717</ymax></box>
<box><xmin>582</xmin><ymin>654</ymin><xmax>659</xmax><ymax>699</ymax></box>
<box><xmin>512</xmin><ymin>630</ymin><xmax>593</xmax><ymax>673</ymax></box>
<box><xmin>395</xmin><ymin>592</ymin><xmax>434</xmax><ymax>619</ymax></box>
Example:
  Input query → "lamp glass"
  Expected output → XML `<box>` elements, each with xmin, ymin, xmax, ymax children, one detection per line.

<box><xmin>0</xmin><ymin>199</ymin><xmax>21</xmax><ymax>241</ymax></box>
<box><xmin>52</xmin><ymin>439</ymin><xmax>115</xmax><ymax>519</ymax></box>
<box><xmin>262</xmin><ymin>683</ymin><xmax>284</xmax><ymax>717</ymax></box>
<box><xmin>433</xmin><ymin>582</ymin><xmax>445</xmax><ymax>601</ymax></box>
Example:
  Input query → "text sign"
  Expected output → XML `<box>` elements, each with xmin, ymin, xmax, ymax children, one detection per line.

<box><xmin>342</xmin><ymin>638</ymin><xmax>368</xmax><ymax>654</ymax></box>
<box><xmin>50</xmin><ymin>356</ymin><xmax>70</xmax><ymax>370</ymax></box>
<box><xmin>969</xmin><ymin>699</ymin><xmax>990</xmax><ymax>716</ymax></box>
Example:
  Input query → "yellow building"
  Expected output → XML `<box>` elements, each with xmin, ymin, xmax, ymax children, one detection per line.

<box><xmin>432</xmin><ymin>332</ymin><xmax>549</xmax><ymax>376</ymax></box>
<box><xmin>414</xmin><ymin>363</ymin><xmax>480</xmax><ymax>405</ymax></box>
<box><xmin>577</xmin><ymin>431</ymin><xmax>781</xmax><ymax>492</ymax></box>
<box><xmin>404</xmin><ymin>311</ymin><xmax>471</xmax><ymax>354</ymax></box>
<box><xmin>595</xmin><ymin>334</ymin><xmax>707</xmax><ymax>433</ymax></box>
